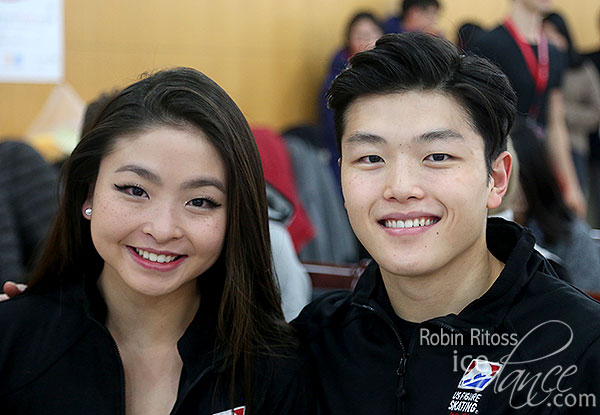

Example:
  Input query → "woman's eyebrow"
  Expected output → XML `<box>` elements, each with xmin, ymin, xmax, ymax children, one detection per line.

<box><xmin>114</xmin><ymin>164</ymin><xmax>161</xmax><ymax>184</ymax></box>
<box><xmin>114</xmin><ymin>165</ymin><xmax>225</xmax><ymax>193</ymax></box>
<box><xmin>180</xmin><ymin>177</ymin><xmax>226</xmax><ymax>193</ymax></box>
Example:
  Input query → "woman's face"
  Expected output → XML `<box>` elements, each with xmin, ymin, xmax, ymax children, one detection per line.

<box><xmin>84</xmin><ymin>125</ymin><xmax>228</xmax><ymax>299</ymax></box>
<box><xmin>348</xmin><ymin>18</ymin><xmax>383</xmax><ymax>56</ymax></box>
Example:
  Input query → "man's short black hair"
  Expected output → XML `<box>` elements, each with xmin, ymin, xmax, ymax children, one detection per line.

<box><xmin>327</xmin><ymin>32</ymin><xmax>517</xmax><ymax>175</ymax></box>
<box><xmin>401</xmin><ymin>0</ymin><xmax>440</xmax><ymax>18</ymax></box>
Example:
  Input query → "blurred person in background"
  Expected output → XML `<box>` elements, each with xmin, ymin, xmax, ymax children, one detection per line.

<box><xmin>510</xmin><ymin>120</ymin><xmax>600</xmax><ymax>293</ymax></box>
<box><xmin>543</xmin><ymin>12</ymin><xmax>600</xmax><ymax>206</ymax></box>
<box><xmin>0</xmin><ymin>140</ymin><xmax>59</xmax><ymax>286</ymax></box>
<box><xmin>472</xmin><ymin>0</ymin><xmax>587</xmax><ymax>219</ymax></box>
<box><xmin>382</xmin><ymin>0</ymin><xmax>441</xmax><ymax>35</ymax></box>
<box><xmin>456</xmin><ymin>22</ymin><xmax>486</xmax><ymax>51</ymax></box>
<box><xmin>584</xmin><ymin>10</ymin><xmax>600</xmax><ymax>226</ymax></box>
<box><xmin>585</xmin><ymin>10</ymin><xmax>600</xmax><ymax>72</ymax></box>
<box><xmin>318</xmin><ymin>11</ymin><xmax>382</xmax><ymax>185</ymax></box>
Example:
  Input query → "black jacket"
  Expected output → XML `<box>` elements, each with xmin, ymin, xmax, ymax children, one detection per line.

<box><xmin>0</xmin><ymin>274</ymin><xmax>314</xmax><ymax>414</ymax></box>
<box><xmin>294</xmin><ymin>219</ymin><xmax>600</xmax><ymax>414</ymax></box>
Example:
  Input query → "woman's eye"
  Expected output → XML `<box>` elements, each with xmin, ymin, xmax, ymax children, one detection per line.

<box><xmin>426</xmin><ymin>153</ymin><xmax>450</xmax><ymax>162</ymax></box>
<box><xmin>187</xmin><ymin>198</ymin><xmax>221</xmax><ymax>209</ymax></box>
<box><xmin>114</xmin><ymin>184</ymin><xmax>148</xmax><ymax>198</ymax></box>
<box><xmin>359</xmin><ymin>155</ymin><xmax>383</xmax><ymax>163</ymax></box>
<box><xmin>131</xmin><ymin>187</ymin><xmax>145</xmax><ymax>197</ymax></box>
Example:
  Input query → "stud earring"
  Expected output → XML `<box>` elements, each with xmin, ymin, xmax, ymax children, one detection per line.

<box><xmin>85</xmin><ymin>208</ymin><xmax>92</xmax><ymax>216</ymax></box>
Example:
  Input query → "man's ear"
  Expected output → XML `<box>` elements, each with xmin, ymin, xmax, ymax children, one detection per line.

<box><xmin>338</xmin><ymin>157</ymin><xmax>341</xmax><ymax>167</ymax></box>
<box><xmin>487</xmin><ymin>151</ymin><xmax>512</xmax><ymax>210</ymax></box>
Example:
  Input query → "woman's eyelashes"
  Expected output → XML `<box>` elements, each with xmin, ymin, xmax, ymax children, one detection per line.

<box><xmin>114</xmin><ymin>184</ymin><xmax>148</xmax><ymax>198</ymax></box>
<box><xmin>114</xmin><ymin>184</ymin><xmax>222</xmax><ymax>209</ymax></box>
<box><xmin>186</xmin><ymin>197</ymin><xmax>222</xmax><ymax>209</ymax></box>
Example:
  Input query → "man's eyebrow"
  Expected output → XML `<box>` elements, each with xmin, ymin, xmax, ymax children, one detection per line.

<box><xmin>180</xmin><ymin>177</ymin><xmax>226</xmax><ymax>193</ymax></box>
<box><xmin>114</xmin><ymin>164</ymin><xmax>161</xmax><ymax>184</ymax></box>
<box><xmin>416</xmin><ymin>129</ymin><xmax>464</xmax><ymax>143</ymax></box>
<box><xmin>344</xmin><ymin>132</ymin><xmax>387</xmax><ymax>146</ymax></box>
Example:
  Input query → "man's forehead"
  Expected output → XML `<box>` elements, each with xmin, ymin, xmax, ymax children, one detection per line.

<box><xmin>341</xmin><ymin>91</ymin><xmax>479</xmax><ymax>146</ymax></box>
<box><xmin>344</xmin><ymin>129</ymin><xmax>465</xmax><ymax>148</ymax></box>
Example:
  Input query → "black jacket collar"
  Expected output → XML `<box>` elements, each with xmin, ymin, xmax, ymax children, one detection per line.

<box><xmin>351</xmin><ymin>218</ymin><xmax>550</xmax><ymax>331</ymax></box>
<box><xmin>74</xmin><ymin>268</ymin><xmax>225</xmax><ymax>384</ymax></box>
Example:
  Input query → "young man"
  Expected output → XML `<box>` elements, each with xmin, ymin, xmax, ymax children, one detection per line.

<box><xmin>382</xmin><ymin>0</ymin><xmax>441</xmax><ymax>35</ymax></box>
<box><xmin>294</xmin><ymin>32</ymin><xmax>600</xmax><ymax>414</ymax></box>
<box><xmin>471</xmin><ymin>0</ymin><xmax>586</xmax><ymax>218</ymax></box>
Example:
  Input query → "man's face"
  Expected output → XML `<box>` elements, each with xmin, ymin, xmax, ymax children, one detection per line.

<box><xmin>340</xmin><ymin>91</ymin><xmax>509</xmax><ymax>280</ymax></box>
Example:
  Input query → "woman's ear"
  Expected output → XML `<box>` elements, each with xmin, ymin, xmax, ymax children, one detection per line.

<box><xmin>487</xmin><ymin>151</ymin><xmax>512</xmax><ymax>210</ymax></box>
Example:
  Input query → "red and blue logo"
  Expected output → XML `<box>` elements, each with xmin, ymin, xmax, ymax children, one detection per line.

<box><xmin>458</xmin><ymin>359</ymin><xmax>503</xmax><ymax>391</ymax></box>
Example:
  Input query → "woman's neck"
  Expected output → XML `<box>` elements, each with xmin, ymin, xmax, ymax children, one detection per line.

<box><xmin>510</xmin><ymin>1</ymin><xmax>543</xmax><ymax>44</ymax></box>
<box><xmin>98</xmin><ymin>275</ymin><xmax>200</xmax><ymax>348</ymax></box>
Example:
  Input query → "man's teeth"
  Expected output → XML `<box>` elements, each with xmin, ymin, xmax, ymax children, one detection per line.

<box><xmin>134</xmin><ymin>248</ymin><xmax>178</xmax><ymax>263</ymax></box>
<box><xmin>384</xmin><ymin>218</ymin><xmax>438</xmax><ymax>228</ymax></box>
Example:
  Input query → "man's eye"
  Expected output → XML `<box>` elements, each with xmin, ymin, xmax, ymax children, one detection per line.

<box><xmin>359</xmin><ymin>155</ymin><xmax>383</xmax><ymax>163</ymax></box>
<box><xmin>426</xmin><ymin>153</ymin><xmax>450</xmax><ymax>162</ymax></box>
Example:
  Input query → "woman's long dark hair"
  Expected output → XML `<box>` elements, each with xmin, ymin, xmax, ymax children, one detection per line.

<box><xmin>510</xmin><ymin>119</ymin><xmax>573</xmax><ymax>245</ymax></box>
<box><xmin>27</xmin><ymin>67</ymin><xmax>293</xmax><ymax>410</ymax></box>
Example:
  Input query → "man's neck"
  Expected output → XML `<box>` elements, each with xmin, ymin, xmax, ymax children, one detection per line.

<box><xmin>510</xmin><ymin>1</ymin><xmax>543</xmax><ymax>44</ymax></box>
<box><xmin>380</xmin><ymin>246</ymin><xmax>505</xmax><ymax>323</ymax></box>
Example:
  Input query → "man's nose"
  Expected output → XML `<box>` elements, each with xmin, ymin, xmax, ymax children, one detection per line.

<box><xmin>382</xmin><ymin>161</ymin><xmax>426</xmax><ymax>202</ymax></box>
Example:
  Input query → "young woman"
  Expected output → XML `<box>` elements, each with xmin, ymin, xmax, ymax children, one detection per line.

<box><xmin>318</xmin><ymin>11</ymin><xmax>383</xmax><ymax>185</ymax></box>
<box><xmin>0</xmin><ymin>68</ymin><xmax>313</xmax><ymax>414</ymax></box>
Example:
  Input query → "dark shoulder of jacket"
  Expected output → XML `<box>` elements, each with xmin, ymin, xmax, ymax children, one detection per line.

<box><xmin>507</xmin><ymin>262</ymin><xmax>600</xmax><ymax>362</ymax></box>
<box><xmin>292</xmin><ymin>289</ymin><xmax>354</xmax><ymax>339</ymax></box>
<box><xmin>0</xmin><ymin>283</ymin><xmax>90</xmax><ymax>395</ymax></box>
<box><xmin>251</xmin><ymin>338</ymin><xmax>317</xmax><ymax>414</ymax></box>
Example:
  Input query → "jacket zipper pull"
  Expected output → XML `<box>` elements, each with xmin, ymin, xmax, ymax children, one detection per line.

<box><xmin>396</xmin><ymin>357</ymin><xmax>407</xmax><ymax>398</ymax></box>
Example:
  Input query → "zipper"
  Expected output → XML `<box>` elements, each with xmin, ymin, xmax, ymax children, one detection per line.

<box><xmin>352</xmin><ymin>302</ymin><xmax>409</xmax><ymax>415</ymax></box>
<box><xmin>170</xmin><ymin>364</ymin><xmax>215</xmax><ymax>414</ymax></box>
<box><xmin>89</xmin><ymin>318</ymin><xmax>127</xmax><ymax>415</ymax></box>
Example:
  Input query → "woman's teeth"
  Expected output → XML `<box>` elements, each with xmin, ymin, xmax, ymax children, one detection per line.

<box><xmin>134</xmin><ymin>248</ymin><xmax>178</xmax><ymax>263</ymax></box>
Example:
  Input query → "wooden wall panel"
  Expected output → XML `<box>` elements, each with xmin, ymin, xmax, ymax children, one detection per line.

<box><xmin>1</xmin><ymin>0</ymin><xmax>598</xmax><ymax>138</ymax></box>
